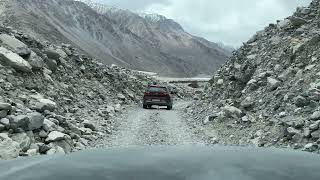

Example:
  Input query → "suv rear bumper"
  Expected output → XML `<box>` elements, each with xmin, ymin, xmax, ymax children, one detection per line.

<box><xmin>144</xmin><ymin>100</ymin><xmax>172</xmax><ymax>106</ymax></box>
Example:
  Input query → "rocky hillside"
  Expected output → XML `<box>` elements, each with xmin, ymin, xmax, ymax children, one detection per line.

<box><xmin>0</xmin><ymin>0</ymin><xmax>230</xmax><ymax>77</ymax></box>
<box><xmin>188</xmin><ymin>0</ymin><xmax>320</xmax><ymax>153</ymax></box>
<box><xmin>0</xmin><ymin>25</ymin><xmax>154</xmax><ymax>159</ymax></box>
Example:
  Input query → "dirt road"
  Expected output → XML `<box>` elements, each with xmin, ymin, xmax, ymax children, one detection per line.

<box><xmin>99</xmin><ymin>101</ymin><xmax>204</xmax><ymax>147</ymax></box>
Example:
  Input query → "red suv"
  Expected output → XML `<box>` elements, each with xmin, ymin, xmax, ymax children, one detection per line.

<box><xmin>143</xmin><ymin>85</ymin><xmax>173</xmax><ymax>110</ymax></box>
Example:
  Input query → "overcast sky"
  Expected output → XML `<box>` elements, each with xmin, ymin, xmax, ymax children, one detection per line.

<box><xmin>96</xmin><ymin>0</ymin><xmax>312</xmax><ymax>47</ymax></box>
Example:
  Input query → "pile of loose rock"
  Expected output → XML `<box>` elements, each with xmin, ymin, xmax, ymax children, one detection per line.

<box><xmin>187</xmin><ymin>0</ymin><xmax>320</xmax><ymax>153</ymax></box>
<box><xmin>0</xmin><ymin>25</ymin><xmax>153</xmax><ymax>159</ymax></box>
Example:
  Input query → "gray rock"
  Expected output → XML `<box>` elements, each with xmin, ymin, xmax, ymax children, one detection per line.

<box><xmin>311</xmin><ymin>130</ymin><xmax>320</xmax><ymax>139</ymax></box>
<box><xmin>83</xmin><ymin>120</ymin><xmax>96</xmax><ymax>131</ymax></box>
<box><xmin>25</xmin><ymin>148</ymin><xmax>38</xmax><ymax>156</ymax></box>
<box><xmin>37</xmin><ymin>143</ymin><xmax>51</xmax><ymax>154</ymax></box>
<box><xmin>117</xmin><ymin>93</ymin><xmax>126</xmax><ymax>101</ymax></box>
<box><xmin>30</xmin><ymin>96</ymin><xmax>57</xmax><ymax>112</ymax></box>
<box><xmin>290</xmin><ymin>16</ymin><xmax>308</xmax><ymax>27</ymax></box>
<box><xmin>0</xmin><ymin>124</ymin><xmax>5</xmax><ymax>132</ymax></box>
<box><xmin>0</xmin><ymin>47</ymin><xmax>32</xmax><ymax>72</ymax></box>
<box><xmin>46</xmin><ymin>145</ymin><xmax>65</xmax><ymax>155</ymax></box>
<box><xmin>304</xmin><ymin>143</ymin><xmax>318</xmax><ymax>152</ymax></box>
<box><xmin>9</xmin><ymin>115</ymin><xmax>29</xmax><ymax>130</ymax></box>
<box><xmin>0</xmin><ymin>133</ymin><xmax>20</xmax><ymax>160</ymax></box>
<box><xmin>222</xmin><ymin>105</ymin><xmax>242</xmax><ymax>118</ymax></box>
<box><xmin>27</xmin><ymin>112</ymin><xmax>44</xmax><ymax>130</ymax></box>
<box><xmin>44</xmin><ymin>48</ymin><xmax>61</xmax><ymax>61</ymax></box>
<box><xmin>0</xmin><ymin>118</ymin><xmax>10</xmax><ymax>129</ymax></box>
<box><xmin>0</xmin><ymin>102</ymin><xmax>12</xmax><ymax>110</ymax></box>
<box><xmin>44</xmin><ymin>58</ymin><xmax>57</xmax><ymax>72</ymax></box>
<box><xmin>294</xmin><ymin>96</ymin><xmax>309</xmax><ymax>107</ymax></box>
<box><xmin>0</xmin><ymin>34</ymin><xmax>31</xmax><ymax>57</ymax></box>
<box><xmin>241</xmin><ymin>97</ymin><xmax>254</xmax><ymax>109</ymax></box>
<box><xmin>27</xmin><ymin>51</ymin><xmax>44</xmax><ymax>70</ymax></box>
<box><xmin>43</xmin><ymin>119</ymin><xmax>57</xmax><ymax>132</ymax></box>
<box><xmin>287</xmin><ymin>127</ymin><xmax>301</xmax><ymax>135</ymax></box>
<box><xmin>45</xmin><ymin>131</ymin><xmax>67</xmax><ymax>142</ymax></box>
<box><xmin>303</xmin><ymin>128</ymin><xmax>311</xmax><ymax>137</ymax></box>
<box><xmin>50</xmin><ymin>139</ymin><xmax>73</xmax><ymax>153</ymax></box>
<box><xmin>0</xmin><ymin>110</ymin><xmax>7</xmax><ymax>118</ymax></box>
<box><xmin>11</xmin><ymin>132</ymin><xmax>31</xmax><ymax>152</ymax></box>
<box><xmin>267</xmin><ymin>77</ymin><xmax>280</xmax><ymax>90</ymax></box>
<box><xmin>310</xmin><ymin>111</ymin><xmax>320</xmax><ymax>121</ymax></box>
<box><xmin>309</xmin><ymin>121</ymin><xmax>320</xmax><ymax>131</ymax></box>
<box><xmin>39</xmin><ymin>130</ymin><xmax>48</xmax><ymax>138</ymax></box>
<box><xmin>55</xmin><ymin>48</ymin><xmax>68</xmax><ymax>59</ymax></box>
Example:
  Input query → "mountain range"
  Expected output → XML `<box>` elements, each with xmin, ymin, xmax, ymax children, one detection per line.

<box><xmin>0</xmin><ymin>0</ymin><xmax>231</xmax><ymax>77</ymax></box>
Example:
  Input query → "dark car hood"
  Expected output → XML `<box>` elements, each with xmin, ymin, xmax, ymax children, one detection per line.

<box><xmin>0</xmin><ymin>146</ymin><xmax>320</xmax><ymax>180</ymax></box>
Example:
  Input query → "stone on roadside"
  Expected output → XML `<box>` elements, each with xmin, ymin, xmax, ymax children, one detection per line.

<box><xmin>45</xmin><ymin>131</ymin><xmax>67</xmax><ymax>143</ymax></box>
<box><xmin>82</xmin><ymin>120</ymin><xmax>96</xmax><ymax>131</ymax></box>
<box><xmin>0</xmin><ymin>47</ymin><xmax>32</xmax><ymax>72</ymax></box>
<box><xmin>223</xmin><ymin>105</ymin><xmax>242</xmax><ymax>118</ymax></box>
<box><xmin>27</xmin><ymin>112</ymin><xmax>44</xmax><ymax>130</ymax></box>
<box><xmin>0</xmin><ymin>133</ymin><xmax>20</xmax><ymax>159</ymax></box>
<box><xmin>310</xmin><ymin>111</ymin><xmax>320</xmax><ymax>121</ymax></box>
<box><xmin>0</xmin><ymin>34</ymin><xmax>31</xmax><ymax>57</ymax></box>
<box><xmin>11</xmin><ymin>132</ymin><xmax>31</xmax><ymax>152</ymax></box>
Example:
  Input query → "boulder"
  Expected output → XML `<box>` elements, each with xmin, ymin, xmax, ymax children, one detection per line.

<box><xmin>50</xmin><ymin>139</ymin><xmax>73</xmax><ymax>153</ymax></box>
<box><xmin>294</xmin><ymin>96</ymin><xmax>309</xmax><ymax>107</ymax></box>
<box><xmin>0</xmin><ymin>102</ymin><xmax>12</xmax><ymax>110</ymax></box>
<box><xmin>310</xmin><ymin>111</ymin><xmax>320</xmax><ymax>121</ymax></box>
<box><xmin>287</xmin><ymin>127</ymin><xmax>301</xmax><ymax>135</ymax></box>
<box><xmin>11</xmin><ymin>132</ymin><xmax>31</xmax><ymax>152</ymax></box>
<box><xmin>0</xmin><ymin>34</ymin><xmax>31</xmax><ymax>57</ymax></box>
<box><xmin>27</xmin><ymin>112</ymin><xmax>44</xmax><ymax>130</ymax></box>
<box><xmin>0</xmin><ymin>133</ymin><xmax>20</xmax><ymax>159</ymax></box>
<box><xmin>311</xmin><ymin>130</ymin><xmax>320</xmax><ymax>139</ymax></box>
<box><xmin>83</xmin><ymin>120</ymin><xmax>96</xmax><ymax>131</ymax></box>
<box><xmin>0</xmin><ymin>110</ymin><xmax>7</xmax><ymax>118</ymax></box>
<box><xmin>44</xmin><ymin>58</ymin><xmax>57</xmax><ymax>72</ymax></box>
<box><xmin>0</xmin><ymin>124</ymin><xmax>5</xmax><ymax>132</ymax></box>
<box><xmin>45</xmin><ymin>131</ymin><xmax>67</xmax><ymax>143</ymax></box>
<box><xmin>44</xmin><ymin>48</ymin><xmax>61</xmax><ymax>61</ymax></box>
<box><xmin>114</xmin><ymin>104</ymin><xmax>121</xmax><ymax>112</ymax></box>
<box><xmin>27</xmin><ymin>51</ymin><xmax>44</xmax><ymax>70</ymax></box>
<box><xmin>43</xmin><ymin>119</ymin><xmax>57</xmax><ymax>132</ymax></box>
<box><xmin>9</xmin><ymin>115</ymin><xmax>29</xmax><ymax>130</ymax></box>
<box><xmin>267</xmin><ymin>77</ymin><xmax>280</xmax><ymax>91</ymax></box>
<box><xmin>30</xmin><ymin>94</ymin><xmax>57</xmax><ymax>112</ymax></box>
<box><xmin>309</xmin><ymin>121</ymin><xmax>320</xmax><ymax>131</ymax></box>
<box><xmin>117</xmin><ymin>93</ymin><xmax>126</xmax><ymax>101</ymax></box>
<box><xmin>222</xmin><ymin>106</ymin><xmax>242</xmax><ymax>118</ymax></box>
<box><xmin>240</xmin><ymin>97</ymin><xmax>254</xmax><ymax>109</ymax></box>
<box><xmin>290</xmin><ymin>16</ymin><xmax>308</xmax><ymax>27</ymax></box>
<box><xmin>46</xmin><ymin>145</ymin><xmax>65</xmax><ymax>155</ymax></box>
<box><xmin>304</xmin><ymin>143</ymin><xmax>318</xmax><ymax>152</ymax></box>
<box><xmin>39</xmin><ymin>130</ymin><xmax>48</xmax><ymax>138</ymax></box>
<box><xmin>0</xmin><ymin>47</ymin><xmax>32</xmax><ymax>72</ymax></box>
<box><xmin>0</xmin><ymin>118</ymin><xmax>10</xmax><ymax>129</ymax></box>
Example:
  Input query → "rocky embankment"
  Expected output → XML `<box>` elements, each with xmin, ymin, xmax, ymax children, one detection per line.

<box><xmin>0</xmin><ymin>25</ymin><xmax>154</xmax><ymax>159</ymax></box>
<box><xmin>187</xmin><ymin>0</ymin><xmax>320</xmax><ymax>153</ymax></box>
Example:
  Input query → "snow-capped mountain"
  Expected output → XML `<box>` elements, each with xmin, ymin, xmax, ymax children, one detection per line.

<box><xmin>0</xmin><ymin>0</ymin><xmax>231</xmax><ymax>77</ymax></box>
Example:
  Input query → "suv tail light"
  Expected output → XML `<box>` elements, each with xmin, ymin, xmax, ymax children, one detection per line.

<box><xmin>144</xmin><ymin>92</ymin><xmax>150</xmax><ymax>96</ymax></box>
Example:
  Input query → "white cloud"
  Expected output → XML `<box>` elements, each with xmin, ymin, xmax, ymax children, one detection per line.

<box><xmin>98</xmin><ymin>0</ymin><xmax>313</xmax><ymax>46</ymax></box>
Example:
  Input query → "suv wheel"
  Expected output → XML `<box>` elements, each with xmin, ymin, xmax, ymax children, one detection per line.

<box><xmin>143</xmin><ymin>104</ymin><xmax>148</xmax><ymax>109</ymax></box>
<box><xmin>167</xmin><ymin>106</ymin><xmax>172</xmax><ymax>110</ymax></box>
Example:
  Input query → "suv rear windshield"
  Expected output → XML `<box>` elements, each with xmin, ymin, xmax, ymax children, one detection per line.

<box><xmin>147</xmin><ymin>87</ymin><xmax>167</xmax><ymax>93</ymax></box>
